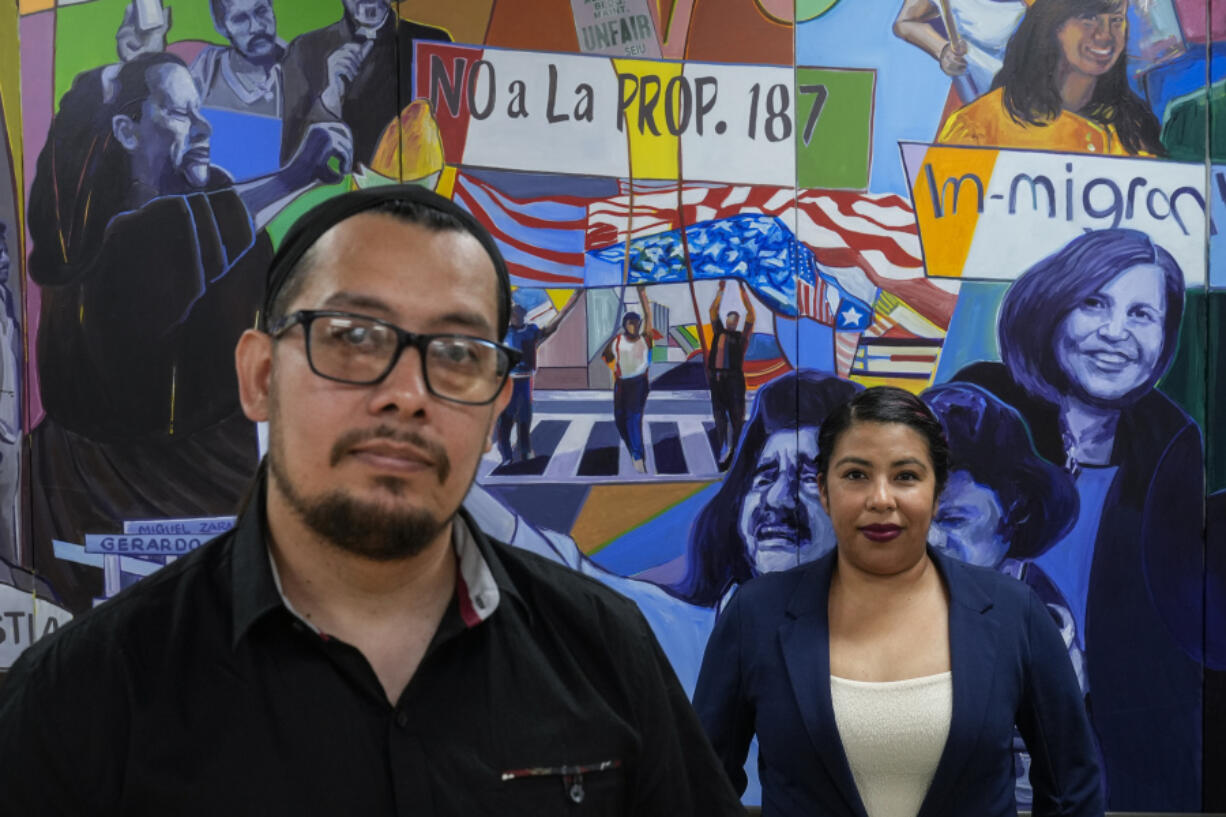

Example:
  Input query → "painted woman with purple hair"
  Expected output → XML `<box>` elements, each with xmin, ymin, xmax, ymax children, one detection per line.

<box><xmin>953</xmin><ymin>227</ymin><xmax>1204</xmax><ymax>809</ymax></box>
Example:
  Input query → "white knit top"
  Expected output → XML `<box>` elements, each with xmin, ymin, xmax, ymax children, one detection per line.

<box><xmin>612</xmin><ymin>333</ymin><xmax>650</xmax><ymax>378</ymax></box>
<box><xmin>830</xmin><ymin>672</ymin><xmax>953</xmax><ymax>817</ymax></box>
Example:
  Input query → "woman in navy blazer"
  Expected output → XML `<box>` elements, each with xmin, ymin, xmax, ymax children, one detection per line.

<box><xmin>693</xmin><ymin>386</ymin><xmax>1102</xmax><ymax>817</ymax></box>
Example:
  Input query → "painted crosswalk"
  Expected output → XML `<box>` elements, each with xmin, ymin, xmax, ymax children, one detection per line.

<box><xmin>479</xmin><ymin>412</ymin><xmax>724</xmax><ymax>484</ymax></box>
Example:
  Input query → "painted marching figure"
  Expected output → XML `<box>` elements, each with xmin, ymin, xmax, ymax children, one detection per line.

<box><xmin>602</xmin><ymin>285</ymin><xmax>654</xmax><ymax>473</ymax></box>
<box><xmin>707</xmin><ymin>279</ymin><xmax>756</xmax><ymax>471</ymax></box>
<box><xmin>496</xmin><ymin>294</ymin><xmax>580</xmax><ymax>465</ymax></box>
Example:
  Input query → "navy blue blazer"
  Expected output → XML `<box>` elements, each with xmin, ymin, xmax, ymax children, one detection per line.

<box><xmin>693</xmin><ymin>547</ymin><xmax>1103</xmax><ymax>817</ymax></box>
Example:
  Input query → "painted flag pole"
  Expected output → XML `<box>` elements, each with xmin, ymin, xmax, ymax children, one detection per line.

<box><xmin>936</xmin><ymin>0</ymin><xmax>964</xmax><ymax>54</ymax></box>
<box><xmin>936</xmin><ymin>0</ymin><xmax>982</xmax><ymax>100</ymax></box>
<box><xmin>674</xmin><ymin>159</ymin><xmax>709</xmax><ymax>375</ymax></box>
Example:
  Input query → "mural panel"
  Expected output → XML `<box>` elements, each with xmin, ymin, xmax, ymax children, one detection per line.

<box><xmin>0</xmin><ymin>0</ymin><xmax>73</xmax><ymax>672</ymax></box>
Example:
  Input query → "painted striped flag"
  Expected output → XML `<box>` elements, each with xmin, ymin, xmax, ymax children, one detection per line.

<box><xmin>790</xmin><ymin>190</ymin><xmax>924</xmax><ymax>281</ymax></box>
<box><xmin>872</xmin><ymin>290</ymin><xmax>946</xmax><ymax>339</ymax></box>
<box><xmin>796</xmin><ymin>275</ymin><xmax>835</xmax><ymax>324</ymax></box>
<box><xmin>807</xmin><ymin>268</ymin><xmax>873</xmax><ymax>377</ymax></box>
<box><xmin>451</xmin><ymin>172</ymin><xmax>590</xmax><ymax>286</ymax></box>
<box><xmin>587</xmin><ymin>185</ymin><xmax>927</xmax><ymax>383</ymax></box>
<box><xmin>454</xmin><ymin>177</ymin><xmax>940</xmax><ymax>381</ymax></box>
<box><xmin>795</xmin><ymin>258</ymin><xmax>873</xmax><ymax>330</ymax></box>
<box><xmin>586</xmin><ymin>184</ymin><xmax>741</xmax><ymax>249</ymax></box>
<box><xmin>587</xmin><ymin>184</ymin><xmax>927</xmax><ymax>295</ymax></box>
<box><xmin>835</xmin><ymin>332</ymin><xmax>863</xmax><ymax>378</ymax></box>
<box><xmin>851</xmin><ymin>337</ymin><xmax>945</xmax><ymax>380</ymax></box>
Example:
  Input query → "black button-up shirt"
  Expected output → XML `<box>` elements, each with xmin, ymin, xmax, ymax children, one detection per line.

<box><xmin>0</xmin><ymin>494</ymin><xmax>744</xmax><ymax>816</ymax></box>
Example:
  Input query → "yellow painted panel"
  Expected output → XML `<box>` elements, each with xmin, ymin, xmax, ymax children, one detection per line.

<box><xmin>610</xmin><ymin>58</ymin><xmax>682</xmax><ymax>180</ymax></box>
<box><xmin>848</xmin><ymin>375</ymin><xmax>931</xmax><ymax>394</ymax></box>
<box><xmin>911</xmin><ymin>145</ymin><xmax>1000</xmax><ymax>279</ymax></box>
<box><xmin>19</xmin><ymin>0</ymin><xmax>53</xmax><ymax>15</ymax></box>
<box><xmin>1</xmin><ymin>0</ymin><xmax>23</xmax><ymax>234</ymax></box>
<box><xmin>544</xmin><ymin>288</ymin><xmax>577</xmax><ymax>310</ymax></box>
<box><xmin>435</xmin><ymin>165</ymin><xmax>458</xmax><ymax>199</ymax></box>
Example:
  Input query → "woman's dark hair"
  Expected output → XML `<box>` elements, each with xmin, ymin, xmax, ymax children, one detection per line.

<box><xmin>923</xmin><ymin>382</ymin><xmax>1078</xmax><ymax>559</ymax></box>
<box><xmin>670</xmin><ymin>370</ymin><xmax>861</xmax><ymax>607</ymax></box>
<box><xmin>991</xmin><ymin>0</ymin><xmax>1164</xmax><ymax>156</ymax></box>
<box><xmin>817</xmin><ymin>386</ymin><xmax>950</xmax><ymax>498</ymax></box>
<box><xmin>998</xmin><ymin>228</ymin><xmax>1184</xmax><ymax>407</ymax></box>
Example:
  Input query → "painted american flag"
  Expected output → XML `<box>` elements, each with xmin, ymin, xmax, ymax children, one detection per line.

<box><xmin>454</xmin><ymin>175</ymin><xmax>949</xmax><ymax>380</ymax></box>
<box><xmin>587</xmin><ymin>185</ymin><xmax>935</xmax><ymax>376</ymax></box>
<box><xmin>451</xmin><ymin>172</ymin><xmax>590</xmax><ymax>286</ymax></box>
<box><xmin>587</xmin><ymin>185</ymin><xmax>927</xmax><ymax>293</ymax></box>
<box><xmin>796</xmin><ymin>274</ymin><xmax>836</xmax><ymax>324</ymax></box>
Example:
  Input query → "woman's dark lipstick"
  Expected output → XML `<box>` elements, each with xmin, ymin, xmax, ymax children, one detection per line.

<box><xmin>860</xmin><ymin>524</ymin><xmax>902</xmax><ymax>542</ymax></box>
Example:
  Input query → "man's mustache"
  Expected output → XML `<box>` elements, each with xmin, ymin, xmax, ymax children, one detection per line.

<box><xmin>750</xmin><ymin>508</ymin><xmax>813</xmax><ymax>543</ymax></box>
<box><xmin>330</xmin><ymin>425</ymin><xmax>451</xmax><ymax>483</ymax></box>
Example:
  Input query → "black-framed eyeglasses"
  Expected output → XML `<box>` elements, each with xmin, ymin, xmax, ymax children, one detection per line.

<box><xmin>269</xmin><ymin>310</ymin><xmax>521</xmax><ymax>406</ymax></box>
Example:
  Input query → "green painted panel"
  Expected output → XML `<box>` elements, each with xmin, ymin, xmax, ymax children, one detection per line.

<box><xmin>794</xmin><ymin>66</ymin><xmax>874</xmax><ymax>191</ymax></box>
<box><xmin>54</xmin><ymin>0</ymin><xmax>342</xmax><ymax>104</ymax></box>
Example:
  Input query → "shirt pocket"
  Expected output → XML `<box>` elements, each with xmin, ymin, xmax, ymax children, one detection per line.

<box><xmin>498</xmin><ymin>759</ymin><xmax>625</xmax><ymax>815</ymax></box>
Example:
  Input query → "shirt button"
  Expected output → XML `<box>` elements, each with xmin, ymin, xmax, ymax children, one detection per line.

<box><xmin>396</xmin><ymin>711</ymin><xmax>409</xmax><ymax>728</ymax></box>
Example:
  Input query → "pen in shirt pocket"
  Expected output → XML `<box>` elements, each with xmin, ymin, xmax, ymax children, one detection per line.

<box><xmin>501</xmin><ymin>759</ymin><xmax>623</xmax><ymax>804</ymax></box>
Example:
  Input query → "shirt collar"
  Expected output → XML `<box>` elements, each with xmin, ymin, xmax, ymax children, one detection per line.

<box><xmin>453</xmin><ymin>509</ymin><xmax>501</xmax><ymax>625</ymax></box>
<box><xmin>230</xmin><ymin>480</ymin><xmax>527</xmax><ymax>646</ymax></box>
<box><xmin>456</xmin><ymin>506</ymin><xmax>531</xmax><ymax>625</ymax></box>
<box><xmin>218</xmin><ymin>49</ymin><xmax>282</xmax><ymax>105</ymax></box>
<box><xmin>229</xmin><ymin>483</ymin><xmax>283</xmax><ymax>646</ymax></box>
<box><xmin>343</xmin><ymin>8</ymin><xmax>391</xmax><ymax>40</ymax></box>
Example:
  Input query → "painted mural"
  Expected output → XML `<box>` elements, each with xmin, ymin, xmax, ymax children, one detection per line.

<box><xmin>0</xmin><ymin>0</ymin><xmax>69</xmax><ymax>674</ymax></box>
<box><xmin>1</xmin><ymin>0</ymin><xmax>1222</xmax><ymax>810</ymax></box>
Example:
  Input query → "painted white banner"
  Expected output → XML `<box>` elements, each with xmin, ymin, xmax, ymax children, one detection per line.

<box><xmin>901</xmin><ymin>142</ymin><xmax>1212</xmax><ymax>286</ymax></box>
<box><xmin>419</xmin><ymin>43</ymin><xmax>798</xmax><ymax>185</ymax></box>
<box><xmin>0</xmin><ymin>583</ymin><xmax>72</xmax><ymax>670</ymax></box>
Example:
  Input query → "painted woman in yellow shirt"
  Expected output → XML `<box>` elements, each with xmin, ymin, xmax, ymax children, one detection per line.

<box><xmin>938</xmin><ymin>0</ymin><xmax>1164</xmax><ymax>156</ymax></box>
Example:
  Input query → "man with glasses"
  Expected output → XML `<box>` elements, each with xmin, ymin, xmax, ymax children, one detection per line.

<box><xmin>0</xmin><ymin>186</ymin><xmax>744</xmax><ymax>815</ymax></box>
